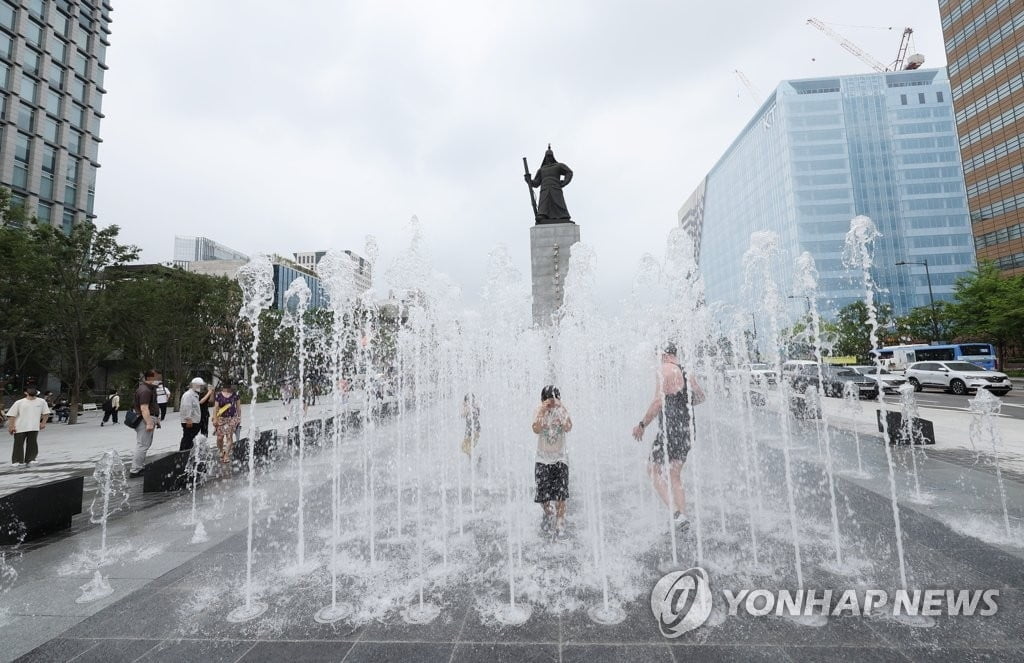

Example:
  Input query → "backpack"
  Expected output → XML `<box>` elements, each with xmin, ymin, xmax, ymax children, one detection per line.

<box><xmin>103</xmin><ymin>394</ymin><xmax>115</xmax><ymax>413</ymax></box>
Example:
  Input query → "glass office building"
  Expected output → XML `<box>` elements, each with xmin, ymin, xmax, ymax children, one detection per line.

<box><xmin>939</xmin><ymin>0</ymin><xmax>1024</xmax><ymax>275</ymax></box>
<box><xmin>679</xmin><ymin>68</ymin><xmax>977</xmax><ymax>320</ymax></box>
<box><xmin>273</xmin><ymin>262</ymin><xmax>326</xmax><ymax>312</ymax></box>
<box><xmin>173</xmin><ymin>235</ymin><xmax>249</xmax><ymax>265</ymax></box>
<box><xmin>0</xmin><ymin>0</ymin><xmax>111</xmax><ymax>230</ymax></box>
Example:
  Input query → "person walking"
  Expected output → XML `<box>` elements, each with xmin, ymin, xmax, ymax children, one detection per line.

<box><xmin>461</xmin><ymin>393</ymin><xmax>482</xmax><ymax>466</ymax></box>
<box><xmin>129</xmin><ymin>369</ymin><xmax>161</xmax><ymax>478</ymax></box>
<box><xmin>6</xmin><ymin>386</ymin><xmax>50</xmax><ymax>466</ymax></box>
<box><xmin>532</xmin><ymin>385</ymin><xmax>573</xmax><ymax>539</ymax></box>
<box><xmin>198</xmin><ymin>382</ymin><xmax>213</xmax><ymax>436</ymax></box>
<box><xmin>100</xmin><ymin>388</ymin><xmax>120</xmax><ymax>426</ymax></box>
<box><xmin>213</xmin><ymin>383</ymin><xmax>241</xmax><ymax>464</ymax></box>
<box><xmin>631</xmin><ymin>342</ymin><xmax>705</xmax><ymax>532</ymax></box>
<box><xmin>155</xmin><ymin>381</ymin><xmax>171</xmax><ymax>421</ymax></box>
<box><xmin>179</xmin><ymin>377</ymin><xmax>206</xmax><ymax>451</ymax></box>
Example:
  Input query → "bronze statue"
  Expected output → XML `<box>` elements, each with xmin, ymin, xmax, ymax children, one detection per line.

<box><xmin>523</xmin><ymin>145</ymin><xmax>573</xmax><ymax>224</ymax></box>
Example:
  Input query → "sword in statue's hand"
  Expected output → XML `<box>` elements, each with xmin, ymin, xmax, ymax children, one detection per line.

<box><xmin>522</xmin><ymin>157</ymin><xmax>538</xmax><ymax>220</ymax></box>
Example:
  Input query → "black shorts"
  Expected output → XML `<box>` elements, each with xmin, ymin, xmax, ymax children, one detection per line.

<box><xmin>650</xmin><ymin>431</ymin><xmax>691</xmax><ymax>466</ymax></box>
<box><xmin>535</xmin><ymin>462</ymin><xmax>569</xmax><ymax>502</ymax></box>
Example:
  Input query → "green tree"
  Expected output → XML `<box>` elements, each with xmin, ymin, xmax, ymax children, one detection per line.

<box><xmin>0</xmin><ymin>198</ymin><xmax>47</xmax><ymax>386</ymax></box>
<box><xmin>945</xmin><ymin>262</ymin><xmax>1024</xmax><ymax>368</ymax></box>
<box><xmin>32</xmin><ymin>223</ymin><xmax>139</xmax><ymax>423</ymax></box>
<box><xmin>894</xmin><ymin>302</ymin><xmax>953</xmax><ymax>344</ymax></box>
<box><xmin>107</xmin><ymin>267</ymin><xmax>244</xmax><ymax>408</ymax></box>
<box><xmin>823</xmin><ymin>301</ymin><xmax>894</xmax><ymax>360</ymax></box>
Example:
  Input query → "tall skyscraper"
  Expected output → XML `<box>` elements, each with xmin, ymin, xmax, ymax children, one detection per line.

<box><xmin>939</xmin><ymin>0</ymin><xmax>1024</xmax><ymax>275</ymax></box>
<box><xmin>679</xmin><ymin>68</ymin><xmax>977</xmax><ymax>319</ymax></box>
<box><xmin>0</xmin><ymin>0</ymin><xmax>111</xmax><ymax>230</ymax></box>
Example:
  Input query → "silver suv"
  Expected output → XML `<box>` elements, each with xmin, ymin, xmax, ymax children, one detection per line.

<box><xmin>849</xmin><ymin>366</ymin><xmax>907</xmax><ymax>394</ymax></box>
<box><xmin>905</xmin><ymin>361</ymin><xmax>1013</xmax><ymax>396</ymax></box>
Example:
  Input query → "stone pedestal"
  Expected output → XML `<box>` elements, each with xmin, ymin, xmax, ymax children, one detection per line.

<box><xmin>530</xmin><ymin>222</ymin><xmax>580</xmax><ymax>326</ymax></box>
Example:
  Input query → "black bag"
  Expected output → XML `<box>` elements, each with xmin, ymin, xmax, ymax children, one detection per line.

<box><xmin>124</xmin><ymin>409</ymin><xmax>142</xmax><ymax>429</ymax></box>
<box><xmin>103</xmin><ymin>395</ymin><xmax>114</xmax><ymax>413</ymax></box>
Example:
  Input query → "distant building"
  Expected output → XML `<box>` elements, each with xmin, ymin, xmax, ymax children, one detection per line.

<box><xmin>679</xmin><ymin>68</ymin><xmax>976</xmax><ymax>319</ymax></box>
<box><xmin>294</xmin><ymin>249</ymin><xmax>372</xmax><ymax>294</ymax></box>
<box><xmin>0</xmin><ymin>0</ymin><xmax>113</xmax><ymax>230</ymax></box>
<box><xmin>939</xmin><ymin>0</ymin><xmax>1024</xmax><ymax>275</ymax></box>
<box><xmin>173</xmin><ymin>235</ymin><xmax>248</xmax><ymax>268</ymax></box>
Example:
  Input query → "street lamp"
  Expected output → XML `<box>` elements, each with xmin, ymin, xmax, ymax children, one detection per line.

<box><xmin>895</xmin><ymin>259</ymin><xmax>940</xmax><ymax>344</ymax></box>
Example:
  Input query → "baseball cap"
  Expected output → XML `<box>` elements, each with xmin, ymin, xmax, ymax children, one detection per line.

<box><xmin>190</xmin><ymin>377</ymin><xmax>205</xmax><ymax>386</ymax></box>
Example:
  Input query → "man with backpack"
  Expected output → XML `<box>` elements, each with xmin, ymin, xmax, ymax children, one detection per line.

<box><xmin>155</xmin><ymin>381</ymin><xmax>171</xmax><ymax>421</ymax></box>
<box><xmin>100</xmin><ymin>388</ymin><xmax>119</xmax><ymax>426</ymax></box>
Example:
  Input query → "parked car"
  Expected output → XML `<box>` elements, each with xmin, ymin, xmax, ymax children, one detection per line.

<box><xmin>904</xmin><ymin>361</ymin><xmax>1013</xmax><ymax>396</ymax></box>
<box><xmin>822</xmin><ymin>366</ymin><xmax>878</xmax><ymax>399</ymax></box>
<box><xmin>849</xmin><ymin>366</ymin><xmax>908</xmax><ymax>394</ymax></box>
<box><xmin>726</xmin><ymin>363</ymin><xmax>778</xmax><ymax>388</ymax></box>
<box><xmin>784</xmin><ymin>363</ymin><xmax>878</xmax><ymax>399</ymax></box>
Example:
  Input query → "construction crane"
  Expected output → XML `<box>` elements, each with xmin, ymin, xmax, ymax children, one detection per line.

<box><xmin>893</xmin><ymin>27</ymin><xmax>925</xmax><ymax>70</ymax></box>
<box><xmin>807</xmin><ymin>18</ymin><xmax>925</xmax><ymax>72</ymax></box>
<box><xmin>733</xmin><ymin>69</ymin><xmax>762</xmax><ymax>105</ymax></box>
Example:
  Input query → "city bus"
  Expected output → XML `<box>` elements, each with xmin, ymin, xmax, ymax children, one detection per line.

<box><xmin>873</xmin><ymin>343</ymin><xmax>998</xmax><ymax>372</ymax></box>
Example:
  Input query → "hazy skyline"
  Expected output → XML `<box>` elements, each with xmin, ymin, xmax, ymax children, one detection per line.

<box><xmin>95</xmin><ymin>0</ymin><xmax>950</xmax><ymax>307</ymax></box>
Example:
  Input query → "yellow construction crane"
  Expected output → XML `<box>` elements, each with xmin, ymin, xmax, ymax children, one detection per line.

<box><xmin>807</xmin><ymin>18</ymin><xmax>925</xmax><ymax>72</ymax></box>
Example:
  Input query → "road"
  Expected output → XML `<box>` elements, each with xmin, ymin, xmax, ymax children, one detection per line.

<box><xmin>876</xmin><ymin>385</ymin><xmax>1024</xmax><ymax>421</ymax></box>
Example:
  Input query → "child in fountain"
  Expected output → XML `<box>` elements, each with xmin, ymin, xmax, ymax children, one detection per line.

<box><xmin>532</xmin><ymin>385</ymin><xmax>573</xmax><ymax>539</ymax></box>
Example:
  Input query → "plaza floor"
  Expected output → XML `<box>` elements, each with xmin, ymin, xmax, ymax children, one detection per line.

<box><xmin>1</xmin><ymin>398</ymin><xmax>1023</xmax><ymax>662</ymax></box>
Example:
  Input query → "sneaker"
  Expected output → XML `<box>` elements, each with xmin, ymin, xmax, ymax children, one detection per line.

<box><xmin>674</xmin><ymin>512</ymin><xmax>691</xmax><ymax>533</ymax></box>
<box><xmin>27</xmin><ymin>460</ymin><xmax>37</xmax><ymax>465</ymax></box>
<box><xmin>128</xmin><ymin>469</ymin><xmax>145</xmax><ymax>479</ymax></box>
<box><xmin>541</xmin><ymin>514</ymin><xmax>553</xmax><ymax>533</ymax></box>
<box><xmin>555</xmin><ymin>526</ymin><xmax>569</xmax><ymax>540</ymax></box>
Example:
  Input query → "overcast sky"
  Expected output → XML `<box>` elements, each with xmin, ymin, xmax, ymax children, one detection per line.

<box><xmin>95</xmin><ymin>0</ymin><xmax>949</xmax><ymax>308</ymax></box>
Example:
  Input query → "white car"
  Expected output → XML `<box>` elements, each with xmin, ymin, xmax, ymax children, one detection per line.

<box><xmin>726</xmin><ymin>363</ymin><xmax>778</xmax><ymax>388</ymax></box>
<box><xmin>849</xmin><ymin>366</ymin><xmax>908</xmax><ymax>394</ymax></box>
<box><xmin>904</xmin><ymin>361</ymin><xmax>1013</xmax><ymax>396</ymax></box>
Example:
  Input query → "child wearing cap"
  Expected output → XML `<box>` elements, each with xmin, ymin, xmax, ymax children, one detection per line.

<box><xmin>532</xmin><ymin>385</ymin><xmax>573</xmax><ymax>539</ymax></box>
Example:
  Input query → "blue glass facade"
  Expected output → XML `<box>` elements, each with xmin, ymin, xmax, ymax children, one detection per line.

<box><xmin>273</xmin><ymin>263</ymin><xmax>326</xmax><ymax>312</ymax></box>
<box><xmin>680</xmin><ymin>68</ymin><xmax>976</xmax><ymax>319</ymax></box>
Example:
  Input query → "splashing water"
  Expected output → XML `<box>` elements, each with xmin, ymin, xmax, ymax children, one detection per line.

<box><xmin>843</xmin><ymin>216</ymin><xmax>910</xmax><ymax>594</ymax></box>
<box><xmin>89</xmin><ymin>449</ymin><xmax>130</xmax><ymax>563</ymax></box>
<box><xmin>969</xmin><ymin>390</ymin><xmax>1016</xmax><ymax>541</ymax></box>
<box><xmin>227</xmin><ymin>254</ymin><xmax>274</xmax><ymax>623</ymax></box>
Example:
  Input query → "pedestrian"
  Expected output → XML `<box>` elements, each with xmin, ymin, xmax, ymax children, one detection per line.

<box><xmin>532</xmin><ymin>385</ymin><xmax>573</xmax><ymax>539</ymax></box>
<box><xmin>100</xmin><ymin>388</ymin><xmax>119</xmax><ymax>426</ymax></box>
<box><xmin>198</xmin><ymin>382</ymin><xmax>213</xmax><ymax>436</ymax></box>
<box><xmin>631</xmin><ymin>342</ymin><xmax>706</xmax><ymax>532</ymax></box>
<box><xmin>55</xmin><ymin>394</ymin><xmax>70</xmax><ymax>423</ymax></box>
<box><xmin>155</xmin><ymin>381</ymin><xmax>171</xmax><ymax>421</ymax></box>
<box><xmin>6</xmin><ymin>386</ymin><xmax>50</xmax><ymax>466</ymax></box>
<box><xmin>213</xmin><ymin>382</ymin><xmax>241</xmax><ymax>464</ymax></box>
<box><xmin>461</xmin><ymin>393</ymin><xmax>481</xmax><ymax>466</ymax></box>
<box><xmin>129</xmin><ymin>369</ymin><xmax>162</xmax><ymax>478</ymax></box>
<box><xmin>179</xmin><ymin>377</ymin><xmax>205</xmax><ymax>451</ymax></box>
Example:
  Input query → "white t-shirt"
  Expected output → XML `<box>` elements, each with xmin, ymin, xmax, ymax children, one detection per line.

<box><xmin>535</xmin><ymin>405</ymin><xmax>570</xmax><ymax>465</ymax></box>
<box><xmin>155</xmin><ymin>385</ymin><xmax>170</xmax><ymax>404</ymax></box>
<box><xmin>7</xmin><ymin>397</ymin><xmax>51</xmax><ymax>433</ymax></box>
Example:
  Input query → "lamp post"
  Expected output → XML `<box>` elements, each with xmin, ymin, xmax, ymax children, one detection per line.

<box><xmin>895</xmin><ymin>259</ymin><xmax>940</xmax><ymax>344</ymax></box>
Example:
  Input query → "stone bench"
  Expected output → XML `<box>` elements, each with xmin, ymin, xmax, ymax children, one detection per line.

<box><xmin>876</xmin><ymin>410</ymin><xmax>936</xmax><ymax>445</ymax></box>
<box><xmin>142</xmin><ymin>450</ymin><xmax>191</xmax><ymax>493</ymax></box>
<box><xmin>0</xmin><ymin>476</ymin><xmax>84</xmax><ymax>544</ymax></box>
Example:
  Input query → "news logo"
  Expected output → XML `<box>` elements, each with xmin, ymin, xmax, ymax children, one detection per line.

<box><xmin>650</xmin><ymin>567</ymin><xmax>713</xmax><ymax>638</ymax></box>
